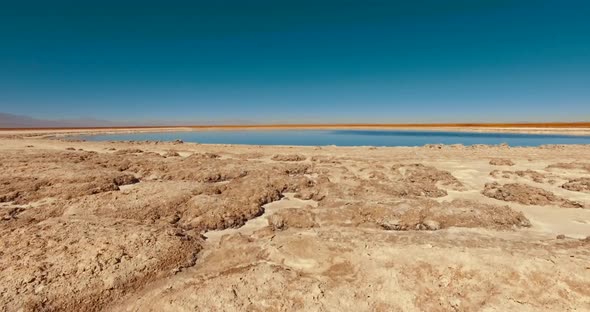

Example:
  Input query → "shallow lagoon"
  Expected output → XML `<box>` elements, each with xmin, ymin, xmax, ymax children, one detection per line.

<box><xmin>77</xmin><ymin>130</ymin><xmax>590</xmax><ymax>147</ymax></box>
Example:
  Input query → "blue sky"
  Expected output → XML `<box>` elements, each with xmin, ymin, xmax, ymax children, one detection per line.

<box><xmin>0</xmin><ymin>0</ymin><xmax>589</xmax><ymax>124</ymax></box>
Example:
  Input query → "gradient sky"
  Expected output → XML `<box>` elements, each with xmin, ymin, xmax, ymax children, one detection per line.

<box><xmin>1</xmin><ymin>0</ymin><xmax>589</xmax><ymax>124</ymax></box>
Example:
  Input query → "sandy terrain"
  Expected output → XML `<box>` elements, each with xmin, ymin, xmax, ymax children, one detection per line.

<box><xmin>1</xmin><ymin>131</ymin><xmax>590</xmax><ymax>311</ymax></box>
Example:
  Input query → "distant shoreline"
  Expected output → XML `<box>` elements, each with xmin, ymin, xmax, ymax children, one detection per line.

<box><xmin>1</xmin><ymin>122</ymin><xmax>590</xmax><ymax>131</ymax></box>
<box><xmin>1</xmin><ymin>122</ymin><xmax>590</xmax><ymax>137</ymax></box>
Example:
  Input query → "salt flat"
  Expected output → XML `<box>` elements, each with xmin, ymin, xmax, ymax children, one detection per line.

<box><xmin>1</xmin><ymin>130</ymin><xmax>589</xmax><ymax>311</ymax></box>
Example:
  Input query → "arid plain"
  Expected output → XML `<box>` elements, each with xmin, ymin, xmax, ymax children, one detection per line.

<box><xmin>1</xmin><ymin>128</ymin><xmax>590</xmax><ymax>311</ymax></box>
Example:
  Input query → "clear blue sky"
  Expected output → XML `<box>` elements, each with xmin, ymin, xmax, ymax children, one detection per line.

<box><xmin>0</xmin><ymin>0</ymin><xmax>589</xmax><ymax>124</ymax></box>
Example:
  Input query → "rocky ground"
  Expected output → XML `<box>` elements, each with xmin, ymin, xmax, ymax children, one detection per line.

<box><xmin>1</xmin><ymin>133</ymin><xmax>590</xmax><ymax>311</ymax></box>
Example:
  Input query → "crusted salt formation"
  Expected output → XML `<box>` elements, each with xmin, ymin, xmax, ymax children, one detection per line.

<box><xmin>315</xmin><ymin>199</ymin><xmax>530</xmax><ymax>231</ymax></box>
<box><xmin>561</xmin><ymin>177</ymin><xmax>590</xmax><ymax>193</ymax></box>
<box><xmin>271</xmin><ymin>154</ymin><xmax>307</xmax><ymax>161</ymax></box>
<box><xmin>489</xmin><ymin>158</ymin><xmax>515</xmax><ymax>166</ymax></box>
<box><xmin>0</xmin><ymin>218</ymin><xmax>203</xmax><ymax>311</ymax></box>
<box><xmin>482</xmin><ymin>182</ymin><xmax>584</xmax><ymax>208</ymax></box>
<box><xmin>1</xmin><ymin>137</ymin><xmax>589</xmax><ymax>312</ymax></box>
<box><xmin>489</xmin><ymin>169</ymin><xmax>549</xmax><ymax>183</ymax></box>
<box><xmin>268</xmin><ymin>208</ymin><xmax>317</xmax><ymax>230</ymax></box>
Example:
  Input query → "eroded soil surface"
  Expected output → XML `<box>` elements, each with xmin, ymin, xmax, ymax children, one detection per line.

<box><xmin>1</xmin><ymin>135</ymin><xmax>590</xmax><ymax>311</ymax></box>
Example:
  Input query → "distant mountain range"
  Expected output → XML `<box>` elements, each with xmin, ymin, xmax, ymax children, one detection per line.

<box><xmin>0</xmin><ymin>112</ymin><xmax>257</xmax><ymax>128</ymax></box>
<box><xmin>0</xmin><ymin>113</ymin><xmax>120</xmax><ymax>128</ymax></box>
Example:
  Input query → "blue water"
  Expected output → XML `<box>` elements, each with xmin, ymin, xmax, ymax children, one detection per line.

<box><xmin>76</xmin><ymin>130</ymin><xmax>590</xmax><ymax>147</ymax></box>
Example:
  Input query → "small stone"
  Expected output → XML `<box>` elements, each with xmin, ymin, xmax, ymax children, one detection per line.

<box><xmin>556</xmin><ymin>234</ymin><xmax>566</xmax><ymax>239</ymax></box>
<box><xmin>380</xmin><ymin>219</ymin><xmax>402</xmax><ymax>231</ymax></box>
<box><xmin>489</xmin><ymin>158</ymin><xmax>514</xmax><ymax>166</ymax></box>
<box><xmin>423</xmin><ymin>220</ymin><xmax>440</xmax><ymax>231</ymax></box>
<box><xmin>165</xmin><ymin>150</ymin><xmax>180</xmax><ymax>157</ymax></box>
<box><xmin>168</xmin><ymin>215</ymin><xmax>181</xmax><ymax>224</ymax></box>
<box><xmin>449</xmin><ymin>298</ymin><xmax>461</xmax><ymax>309</ymax></box>
<box><xmin>102</xmin><ymin>276</ymin><xmax>116</xmax><ymax>290</ymax></box>
<box><xmin>268</xmin><ymin>214</ymin><xmax>286</xmax><ymax>231</ymax></box>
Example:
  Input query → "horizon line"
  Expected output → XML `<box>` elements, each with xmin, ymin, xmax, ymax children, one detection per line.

<box><xmin>2</xmin><ymin>122</ymin><xmax>590</xmax><ymax>130</ymax></box>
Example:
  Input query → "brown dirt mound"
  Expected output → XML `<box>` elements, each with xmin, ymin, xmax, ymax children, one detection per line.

<box><xmin>561</xmin><ymin>178</ymin><xmax>590</xmax><ymax>193</ymax></box>
<box><xmin>490</xmin><ymin>169</ymin><xmax>548</xmax><ymax>183</ymax></box>
<box><xmin>160</xmin><ymin>158</ymin><xmax>249</xmax><ymax>182</ymax></box>
<box><xmin>180</xmin><ymin>173</ymin><xmax>313</xmax><ymax>232</ymax></box>
<box><xmin>391</xmin><ymin>163</ymin><xmax>464</xmax><ymax>190</ymax></box>
<box><xmin>0</xmin><ymin>174</ymin><xmax>133</xmax><ymax>204</ymax></box>
<box><xmin>310</xmin><ymin>155</ymin><xmax>341</xmax><ymax>164</ymax></box>
<box><xmin>296</xmin><ymin>164</ymin><xmax>464</xmax><ymax>201</ymax></box>
<box><xmin>164</xmin><ymin>150</ymin><xmax>180</xmax><ymax>157</ymax></box>
<box><xmin>295</xmin><ymin>176</ymin><xmax>342</xmax><ymax>201</ymax></box>
<box><xmin>113</xmin><ymin>173</ymin><xmax>140</xmax><ymax>186</ymax></box>
<box><xmin>113</xmin><ymin>148</ymin><xmax>143</xmax><ymax>155</ymax></box>
<box><xmin>64</xmin><ymin>181</ymin><xmax>196</xmax><ymax>223</ymax></box>
<box><xmin>65</xmin><ymin>173</ymin><xmax>314</xmax><ymax>233</ymax></box>
<box><xmin>1</xmin><ymin>206</ymin><xmax>26</xmax><ymax>221</ymax></box>
<box><xmin>316</xmin><ymin>199</ymin><xmax>530</xmax><ymax>231</ymax></box>
<box><xmin>0</xmin><ymin>151</ymin><xmax>151</xmax><ymax>205</ymax></box>
<box><xmin>490</xmin><ymin>170</ymin><xmax>511</xmax><ymax>179</ymax></box>
<box><xmin>482</xmin><ymin>182</ymin><xmax>584</xmax><ymax>208</ymax></box>
<box><xmin>163</xmin><ymin>166</ymin><xmax>248</xmax><ymax>182</ymax></box>
<box><xmin>514</xmin><ymin>170</ymin><xmax>547</xmax><ymax>183</ymax></box>
<box><xmin>268</xmin><ymin>208</ymin><xmax>317</xmax><ymax>230</ymax></box>
<box><xmin>186</xmin><ymin>152</ymin><xmax>220</xmax><ymax>159</ymax></box>
<box><xmin>271</xmin><ymin>154</ymin><xmax>307</xmax><ymax>161</ymax></box>
<box><xmin>489</xmin><ymin>158</ymin><xmax>515</xmax><ymax>166</ymax></box>
<box><xmin>373</xmin><ymin>163</ymin><xmax>464</xmax><ymax>198</ymax></box>
<box><xmin>0</xmin><ymin>218</ymin><xmax>203</xmax><ymax>312</ymax></box>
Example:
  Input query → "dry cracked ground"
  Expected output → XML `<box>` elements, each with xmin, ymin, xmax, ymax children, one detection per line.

<box><xmin>1</xmin><ymin>134</ymin><xmax>590</xmax><ymax>311</ymax></box>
